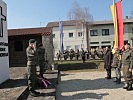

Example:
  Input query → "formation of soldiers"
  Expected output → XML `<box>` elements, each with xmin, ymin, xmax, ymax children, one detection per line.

<box><xmin>56</xmin><ymin>47</ymin><xmax>106</xmax><ymax>62</ymax></box>
<box><xmin>103</xmin><ymin>43</ymin><xmax>133</xmax><ymax>91</ymax></box>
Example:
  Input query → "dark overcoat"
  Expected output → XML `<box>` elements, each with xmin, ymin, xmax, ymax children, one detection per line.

<box><xmin>103</xmin><ymin>50</ymin><xmax>112</xmax><ymax>69</ymax></box>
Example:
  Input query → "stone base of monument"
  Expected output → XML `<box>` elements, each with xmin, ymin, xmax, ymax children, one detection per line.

<box><xmin>17</xmin><ymin>70</ymin><xmax>59</xmax><ymax>100</ymax></box>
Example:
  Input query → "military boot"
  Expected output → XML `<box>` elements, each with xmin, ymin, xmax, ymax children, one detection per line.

<box><xmin>29</xmin><ymin>90</ymin><xmax>41</xmax><ymax>97</ymax></box>
<box><xmin>127</xmin><ymin>82</ymin><xmax>132</xmax><ymax>91</ymax></box>
<box><xmin>123</xmin><ymin>83</ymin><xmax>129</xmax><ymax>89</ymax></box>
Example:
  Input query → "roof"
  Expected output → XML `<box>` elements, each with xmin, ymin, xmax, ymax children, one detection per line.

<box><xmin>8</xmin><ymin>27</ymin><xmax>52</xmax><ymax>36</ymax></box>
<box><xmin>46</xmin><ymin>18</ymin><xmax>133</xmax><ymax>27</ymax></box>
<box><xmin>91</xmin><ymin>18</ymin><xmax>133</xmax><ymax>25</ymax></box>
<box><xmin>46</xmin><ymin>20</ymin><xmax>87</xmax><ymax>27</ymax></box>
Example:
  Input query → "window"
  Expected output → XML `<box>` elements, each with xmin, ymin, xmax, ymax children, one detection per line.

<box><xmin>14</xmin><ymin>40</ymin><xmax>23</xmax><ymax>51</ymax></box>
<box><xmin>75</xmin><ymin>45</ymin><xmax>80</xmax><ymax>50</ymax></box>
<box><xmin>78</xmin><ymin>32</ymin><xmax>82</xmax><ymax>37</ymax></box>
<box><xmin>90</xmin><ymin>30</ymin><xmax>98</xmax><ymax>36</ymax></box>
<box><xmin>52</xmin><ymin>34</ymin><xmax>55</xmax><ymax>38</ymax></box>
<box><xmin>69</xmin><ymin>33</ymin><xmax>73</xmax><ymax>37</ymax></box>
<box><xmin>102</xmin><ymin>29</ymin><xmax>109</xmax><ymax>36</ymax></box>
<box><xmin>90</xmin><ymin>42</ymin><xmax>99</xmax><ymax>44</ymax></box>
<box><xmin>66</xmin><ymin>46</ymin><xmax>71</xmax><ymax>50</ymax></box>
<box><xmin>101</xmin><ymin>41</ymin><xmax>111</xmax><ymax>44</ymax></box>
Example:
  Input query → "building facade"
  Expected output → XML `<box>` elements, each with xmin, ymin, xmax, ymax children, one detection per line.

<box><xmin>89</xmin><ymin>19</ymin><xmax>133</xmax><ymax>48</ymax></box>
<box><xmin>47</xmin><ymin>18</ymin><xmax>133</xmax><ymax>57</ymax></box>
<box><xmin>8</xmin><ymin>27</ymin><xmax>53</xmax><ymax>67</ymax></box>
<box><xmin>47</xmin><ymin>20</ymin><xmax>88</xmax><ymax>57</ymax></box>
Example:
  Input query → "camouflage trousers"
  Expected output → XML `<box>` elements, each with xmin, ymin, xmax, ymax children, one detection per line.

<box><xmin>27</xmin><ymin>65</ymin><xmax>36</xmax><ymax>91</ymax></box>
<box><xmin>122</xmin><ymin>64</ymin><xmax>132</xmax><ymax>83</ymax></box>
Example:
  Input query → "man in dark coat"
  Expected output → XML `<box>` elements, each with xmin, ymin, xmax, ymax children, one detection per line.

<box><xmin>103</xmin><ymin>47</ymin><xmax>112</xmax><ymax>79</ymax></box>
<box><xmin>37</xmin><ymin>43</ymin><xmax>45</xmax><ymax>78</ymax></box>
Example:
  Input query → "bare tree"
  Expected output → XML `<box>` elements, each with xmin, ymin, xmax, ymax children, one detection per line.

<box><xmin>130</xmin><ymin>11</ymin><xmax>133</xmax><ymax>18</ymax></box>
<box><xmin>68</xmin><ymin>1</ymin><xmax>93</xmax><ymax>22</ymax></box>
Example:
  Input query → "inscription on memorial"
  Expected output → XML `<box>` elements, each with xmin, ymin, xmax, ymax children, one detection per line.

<box><xmin>0</xmin><ymin>42</ymin><xmax>8</xmax><ymax>57</ymax></box>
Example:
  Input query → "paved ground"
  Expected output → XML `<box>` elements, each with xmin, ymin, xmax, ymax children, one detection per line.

<box><xmin>56</xmin><ymin>71</ymin><xmax>133</xmax><ymax>100</ymax></box>
<box><xmin>0</xmin><ymin>67</ymin><xmax>27</xmax><ymax>100</ymax></box>
<box><xmin>0</xmin><ymin>67</ymin><xmax>58</xmax><ymax>100</ymax></box>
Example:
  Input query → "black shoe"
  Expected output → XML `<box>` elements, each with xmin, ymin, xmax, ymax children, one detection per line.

<box><xmin>127</xmin><ymin>83</ymin><xmax>132</xmax><ymax>91</ymax></box>
<box><xmin>33</xmin><ymin>90</ymin><xmax>41</xmax><ymax>95</ymax></box>
<box><xmin>105</xmin><ymin>77</ymin><xmax>111</xmax><ymax>79</ymax></box>
<box><xmin>116</xmin><ymin>80</ymin><xmax>121</xmax><ymax>84</ymax></box>
<box><xmin>29</xmin><ymin>90</ymin><xmax>40</xmax><ymax>97</ymax></box>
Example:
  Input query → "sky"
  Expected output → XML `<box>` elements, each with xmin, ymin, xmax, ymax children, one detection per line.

<box><xmin>3</xmin><ymin>0</ymin><xmax>133</xmax><ymax>29</ymax></box>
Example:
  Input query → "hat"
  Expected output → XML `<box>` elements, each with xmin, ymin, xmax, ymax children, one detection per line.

<box><xmin>29</xmin><ymin>39</ymin><xmax>36</xmax><ymax>43</ymax></box>
<box><xmin>125</xmin><ymin>43</ymin><xmax>130</xmax><ymax>45</ymax></box>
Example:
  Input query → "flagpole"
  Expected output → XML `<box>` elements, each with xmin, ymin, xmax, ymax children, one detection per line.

<box><xmin>113</xmin><ymin>0</ymin><xmax>115</xmax><ymax>5</ymax></box>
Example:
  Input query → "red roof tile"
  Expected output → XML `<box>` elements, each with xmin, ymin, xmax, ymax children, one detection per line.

<box><xmin>8</xmin><ymin>27</ymin><xmax>52</xmax><ymax>36</ymax></box>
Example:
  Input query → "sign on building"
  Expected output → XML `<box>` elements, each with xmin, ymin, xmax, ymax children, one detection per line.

<box><xmin>0</xmin><ymin>0</ymin><xmax>9</xmax><ymax>84</ymax></box>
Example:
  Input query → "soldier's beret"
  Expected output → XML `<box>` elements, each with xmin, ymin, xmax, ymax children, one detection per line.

<box><xmin>29</xmin><ymin>39</ymin><xmax>36</xmax><ymax>43</ymax></box>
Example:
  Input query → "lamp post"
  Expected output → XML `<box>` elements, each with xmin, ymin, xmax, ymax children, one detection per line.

<box><xmin>81</xmin><ymin>20</ymin><xmax>85</xmax><ymax>49</ymax></box>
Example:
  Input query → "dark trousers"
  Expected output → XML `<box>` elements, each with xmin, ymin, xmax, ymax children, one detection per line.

<box><xmin>39</xmin><ymin>62</ymin><xmax>45</xmax><ymax>77</ymax></box>
<box><xmin>82</xmin><ymin>56</ymin><xmax>85</xmax><ymax>63</ymax></box>
<box><xmin>106</xmin><ymin>69</ymin><xmax>111</xmax><ymax>78</ymax></box>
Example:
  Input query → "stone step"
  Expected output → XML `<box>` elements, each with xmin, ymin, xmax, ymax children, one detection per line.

<box><xmin>17</xmin><ymin>70</ymin><xmax>59</xmax><ymax>100</ymax></box>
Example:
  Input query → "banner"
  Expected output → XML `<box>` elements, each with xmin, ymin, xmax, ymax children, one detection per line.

<box><xmin>110</xmin><ymin>0</ymin><xmax>124</xmax><ymax>53</ymax></box>
<box><xmin>110</xmin><ymin>4</ymin><xmax>118</xmax><ymax>49</ymax></box>
<box><xmin>116</xmin><ymin>1</ymin><xmax>124</xmax><ymax>49</ymax></box>
<box><xmin>59</xmin><ymin>21</ymin><xmax>64</xmax><ymax>53</ymax></box>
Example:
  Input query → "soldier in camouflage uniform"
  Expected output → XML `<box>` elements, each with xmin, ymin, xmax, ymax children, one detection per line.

<box><xmin>122</xmin><ymin>43</ymin><xmax>133</xmax><ymax>91</ymax></box>
<box><xmin>26</xmin><ymin>39</ymin><xmax>40</xmax><ymax>96</ymax></box>
<box><xmin>37</xmin><ymin>43</ymin><xmax>45</xmax><ymax>78</ymax></box>
<box><xmin>112</xmin><ymin>47</ymin><xmax>122</xmax><ymax>84</ymax></box>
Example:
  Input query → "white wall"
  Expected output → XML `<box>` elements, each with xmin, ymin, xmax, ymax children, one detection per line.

<box><xmin>0</xmin><ymin>0</ymin><xmax>9</xmax><ymax>84</ymax></box>
<box><xmin>53</xmin><ymin>25</ymin><xmax>87</xmax><ymax>56</ymax></box>
<box><xmin>89</xmin><ymin>24</ymin><xmax>132</xmax><ymax>48</ymax></box>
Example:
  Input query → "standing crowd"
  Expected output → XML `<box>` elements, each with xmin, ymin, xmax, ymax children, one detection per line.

<box><xmin>25</xmin><ymin>38</ymin><xmax>133</xmax><ymax>98</ymax></box>
<box><xmin>56</xmin><ymin>47</ymin><xmax>106</xmax><ymax>63</ymax></box>
<box><xmin>103</xmin><ymin>43</ymin><xmax>133</xmax><ymax>91</ymax></box>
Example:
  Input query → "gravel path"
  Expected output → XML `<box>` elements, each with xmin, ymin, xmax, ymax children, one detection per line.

<box><xmin>56</xmin><ymin>71</ymin><xmax>133</xmax><ymax>100</ymax></box>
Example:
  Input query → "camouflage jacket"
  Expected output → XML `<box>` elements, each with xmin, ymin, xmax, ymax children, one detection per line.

<box><xmin>122</xmin><ymin>49</ymin><xmax>133</xmax><ymax>69</ymax></box>
<box><xmin>26</xmin><ymin>46</ymin><xmax>37</xmax><ymax>65</ymax></box>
